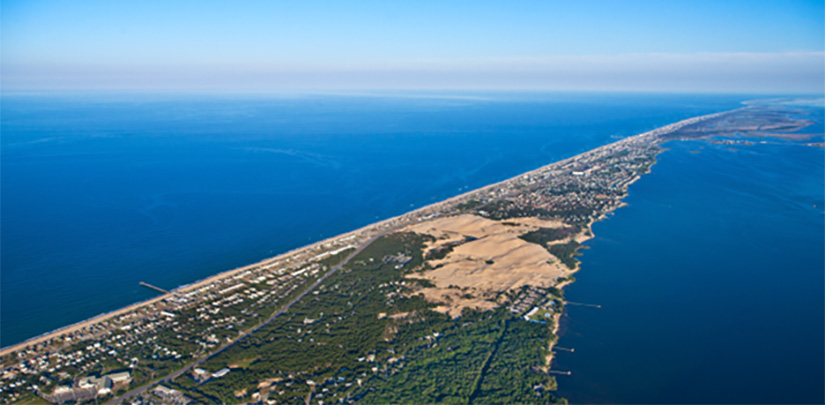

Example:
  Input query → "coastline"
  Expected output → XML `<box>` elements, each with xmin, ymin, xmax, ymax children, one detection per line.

<box><xmin>0</xmin><ymin>107</ymin><xmax>735</xmax><ymax>357</ymax></box>
<box><xmin>543</xmin><ymin>162</ymin><xmax>655</xmax><ymax>371</ymax></box>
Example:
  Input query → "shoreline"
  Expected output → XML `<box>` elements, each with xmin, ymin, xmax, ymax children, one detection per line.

<box><xmin>0</xmin><ymin>107</ymin><xmax>735</xmax><ymax>357</ymax></box>
<box><xmin>543</xmin><ymin>161</ymin><xmax>658</xmax><ymax>372</ymax></box>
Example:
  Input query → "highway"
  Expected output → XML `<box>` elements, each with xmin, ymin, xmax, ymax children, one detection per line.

<box><xmin>107</xmin><ymin>230</ymin><xmax>389</xmax><ymax>404</ymax></box>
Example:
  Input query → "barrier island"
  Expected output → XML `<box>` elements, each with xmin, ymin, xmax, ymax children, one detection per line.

<box><xmin>0</xmin><ymin>101</ymin><xmax>817</xmax><ymax>404</ymax></box>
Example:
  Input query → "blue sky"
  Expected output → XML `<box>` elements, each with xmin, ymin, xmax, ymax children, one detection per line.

<box><xmin>2</xmin><ymin>0</ymin><xmax>823</xmax><ymax>93</ymax></box>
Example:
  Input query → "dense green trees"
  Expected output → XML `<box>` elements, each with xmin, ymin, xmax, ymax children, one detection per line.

<box><xmin>548</xmin><ymin>242</ymin><xmax>583</xmax><ymax>270</ymax></box>
<box><xmin>519</xmin><ymin>226</ymin><xmax>580</xmax><ymax>246</ymax></box>
<box><xmin>171</xmin><ymin>232</ymin><xmax>564</xmax><ymax>404</ymax></box>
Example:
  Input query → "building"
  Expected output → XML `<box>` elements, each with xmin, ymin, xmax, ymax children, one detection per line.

<box><xmin>78</xmin><ymin>375</ymin><xmax>112</xmax><ymax>395</ymax></box>
<box><xmin>212</xmin><ymin>368</ymin><xmax>230</xmax><ymax>378</ymax></box>
<box><xmin>152</xmin><ymin>385</ymin><xmax>192</xmax><ymax>405</ymax></box>
<box><xmin>109</xmin><ymin>371</ymin><xmax>131</xmax><ymax>384</ymax></box>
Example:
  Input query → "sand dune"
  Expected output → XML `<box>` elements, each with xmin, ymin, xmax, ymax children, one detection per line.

<box><xmin>403</xmin><ymin>214</ymin><xmax>580</xmax><ymax>317</ymax></box>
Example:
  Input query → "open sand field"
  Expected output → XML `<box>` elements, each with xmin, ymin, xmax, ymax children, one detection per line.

<box><xmin>403</xmin><ymin>214</ymin><xmax>587</xmax><ymax>317</ymax></box>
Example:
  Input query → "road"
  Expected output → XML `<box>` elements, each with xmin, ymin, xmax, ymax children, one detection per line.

<box><xmin>107</xmin><ymin>230</ymin><xmax>389</xmax><ymax>404</ymax></box>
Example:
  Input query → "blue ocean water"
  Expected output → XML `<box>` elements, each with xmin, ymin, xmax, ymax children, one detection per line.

<box><xmin>555</xmin><ymin>128</ymin><xmax>825</xmax><ymax>403</ymax></box>
<box><xmin>3</xmin><ymin>93</ymin><xmax>822</xmax><ymax>403</ymax></box>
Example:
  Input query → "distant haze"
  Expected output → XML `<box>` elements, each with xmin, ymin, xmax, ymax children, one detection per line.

<box><xmin>2</xmin><ymin>0</ymin><xmax>823</xmax><ymax>93</ymax></box>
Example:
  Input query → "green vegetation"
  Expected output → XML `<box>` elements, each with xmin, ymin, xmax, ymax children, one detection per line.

<box><xmin>179</xmin><ymin>232</ymin><xmax>441</xmax><ymax>403</ymax></box>
<box><xmin>407</xmin><ymin>277</ymin><xmax>436</xmax><ymax>288</ymax></box>
<box><xmin>362</xmin><ymin>310</ymin><xmax>507</xmax><ymax>403</ymax></box>
<box><xmin>477</xmin><ymin>199</ymin><xmax>596</xmax><ymax>226</ymax></box>
<box><xmin>456</xmin><ymin>199</ymin><xmax>484</xmax><ymax>211</ymax></box>
<box><xmin>11</xmin><ymin>392</ymin><xmax>50</xmax><ymax>404</ymax></box>
<box><xmin>548</xmin><ymin>241</ymin><xmax>584</xmax><ymax>270</ymax></box>
<box><xmin>426</xmin><ymin>236</ymin><xmax>475</xmax><ymax>261</ymax></box>
<box><xmin>518</xmin><ymin>227</ymin><xmax>584</xmax><ymax>270</ymax></box>
<box><xmin>166</xmin><ymin>232</ymin><xmax>563</xmax><ymax>404</ymax></box>
<box><xmin>478</xmin><ymin>200</ymin><xmax>556</xmax><ymax>220</ymax></box>
<box><xmin>519</xmin><ymin>226</ymin><xmax>579</xmax><ymax>246</ymax></box>
<box><xmin>362</xmin><ymin>309</ymin><xmax>562</xmax><ymax>404</ymax></box>
<box><xmin>319</xmin><ymin>247</ymin><xmax>355</xmax><ymax>268</ymax></box>
<box><xmin>527</xmin><ymin>307</ymin><xmax>555</xmax><ymax>323</ymax></box>
<box><xmin>426</xmin><ymin>244</ymin><xmax>456</xmax><ymax>261</ymax></box>
<box><xmin>475</xmin><ymin>319</ymin><xmax>564</xmax><ymax>404</ymax></box>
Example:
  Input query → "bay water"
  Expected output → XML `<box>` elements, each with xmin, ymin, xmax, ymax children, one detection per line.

<box><xmin>555</xmin><ymin>130</ymin><xmax>824</xmax><ymax>403</ymax></box>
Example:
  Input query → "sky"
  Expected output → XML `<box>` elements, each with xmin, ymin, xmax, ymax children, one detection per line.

<box><xmin>1</xmin><ymin>0</ymin><xmax>823</xmax><ymax>93</ymax></box>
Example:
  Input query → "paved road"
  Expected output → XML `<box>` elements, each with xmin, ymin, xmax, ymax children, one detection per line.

<box><xmin>107</xmin><ymin>231</ymin><xmax>388</xmax><ymax>404</ymax></box>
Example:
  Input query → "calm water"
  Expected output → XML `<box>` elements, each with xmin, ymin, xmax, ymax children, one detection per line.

<box><xmin>2</xmin><ymin>92</ymin><xmax>822</xmax><ymax>402</ymax></box>
<box><xmin>556</xmin><ymin>130</ymin><xmax>825</xmax><ymax>403</ymax></box>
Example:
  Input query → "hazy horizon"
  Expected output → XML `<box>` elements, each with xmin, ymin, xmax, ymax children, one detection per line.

<box><xmin>2</xmin><ymin>1</ymin><xmax>823</xmax><ymax>94</ymax></box>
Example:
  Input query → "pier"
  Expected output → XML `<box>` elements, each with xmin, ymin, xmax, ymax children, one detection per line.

<box><xmin>139</xmin><ymin>282</ymin><xmax>172</xmax><ymax>296</ymax></box>
<box><xmin>548</xmin><ymin>370</ymin><xmax>572</xmax><ymax>376</ymax></box>
<box><xmin>566</xmin><ymin>301</ymin><xmax>601</xmax><ymax>308</ymax></box>
<box><xmin>554</xmin><ymin>347</ymin><xmax>575</xmax><ymax>352</ymax></box>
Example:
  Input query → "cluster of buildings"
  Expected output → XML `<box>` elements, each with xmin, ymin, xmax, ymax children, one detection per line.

<box><xmin>43</xmin><ymin>371</ymin><xmax>131</xmax><ymax>403</ymax></box>
<box><xmin>0</xmin><ymin>235</ymin><xmax>364</xmax><ymax>403</ymax></box>
<box><xmin>192</xmin><ymin>366</ymin><xmax>229</xmax><ymax>383</ymax></box>
<box><xmin>468</xmin><ymin>136</ymin><xmax>663</xmax><ymax>228</ymax></box>
<box><xmin>151</xmin><ymin>385</ymin><xmax>192</xmax><ymax>404</ymax></box>
<box><xmin>507</xmin><ymin>285</ymin><xmax>561</xmax><ymax>325</ymax></box>
<box><xmin>440</xmin><ymin>109</ymin><xmax>728</xmax><ymax>227</ymax></box>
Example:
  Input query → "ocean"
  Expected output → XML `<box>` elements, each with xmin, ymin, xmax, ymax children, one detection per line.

<box><xmin>2</xmin><ymin>92</ymin><xmax>822</xmax><ymax>402</ymax></box>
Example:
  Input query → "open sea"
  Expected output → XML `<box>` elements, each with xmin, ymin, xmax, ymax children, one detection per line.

<box><xmin>2</xmin><ymin>92</ymin><xmax>822</xmax><ymax>402</ymax></box>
